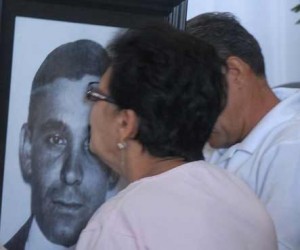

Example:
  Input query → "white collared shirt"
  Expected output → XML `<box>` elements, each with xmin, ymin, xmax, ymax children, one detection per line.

<box><xmin>25</xmin><ymin>218</ymin><xmax>75</xmax><ymax>250</ymax></box>
<box><xmin>205</xmin><ymin>87</ymin><xmax>300</xmax><ymax>250</ymax></box>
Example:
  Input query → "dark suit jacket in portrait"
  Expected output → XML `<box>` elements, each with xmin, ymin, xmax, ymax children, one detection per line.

<box><xmin>5</xmin><ymin>216</ymin><xmax>33</xmax><ymax>250</ymax></box>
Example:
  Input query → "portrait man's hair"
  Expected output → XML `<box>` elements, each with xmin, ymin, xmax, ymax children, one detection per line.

<box><xmin>28</xmin><ymin>39</ymin><xmax>110</xmax><ymax>128</ymax></box>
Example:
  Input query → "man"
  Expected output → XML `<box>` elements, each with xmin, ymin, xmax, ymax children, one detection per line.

<box><xmin>187</xmin><ymin>12</ymin><xmax>300</xmax><ymax>250</ymax></box>
<box><xmin>5</xmin><ymin>39</ymin><xmax>116</xmax><ymax>250</ymax></box>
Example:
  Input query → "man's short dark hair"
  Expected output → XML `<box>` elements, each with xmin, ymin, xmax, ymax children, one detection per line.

<box><xmin>107</xmin><ymin>23</ymin><xmax>227</xmax><ymax>161</ymax></box>
<box><xmin>28</xmin><ymin>39</ymin><xmax>109</xmax><ymax>126</ymax></box>
<box><xmin>32</xmin><ymin>39</ymin><xmax>109</xmax><ymax>90</ymax></box>
<box><xmin>187</xmin><ymin>12</ymin><xmax>266</xmax><ymax>77</ymax></box>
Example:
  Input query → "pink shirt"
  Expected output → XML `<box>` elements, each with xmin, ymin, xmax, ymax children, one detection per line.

<box><xmin>76</xmin><ymin>161</ymin><xmax>277</xmax><ymax>250</ymax></box>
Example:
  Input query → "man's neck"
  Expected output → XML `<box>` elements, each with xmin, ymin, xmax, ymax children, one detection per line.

<box><xmin>241</xmin><ymin>78</ymin><xmax>279</xmax><ymax>140</ymax></box>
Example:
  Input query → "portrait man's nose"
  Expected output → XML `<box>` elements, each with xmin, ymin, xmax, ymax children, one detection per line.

<box><xmin>60</xmin><ymin>144</ymin><xmax>84</xmax><ymax>186</ymax></box>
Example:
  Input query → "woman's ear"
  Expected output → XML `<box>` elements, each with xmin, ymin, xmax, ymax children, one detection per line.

<box><xmin>117</xmin><ymin>109</ymin><xmax>139</xmax><ymax>140</ymax></box>
<box><xmin>19</xmin><ymin>123</ymin><xmax>32</xmax><ymax>182</ymax></box>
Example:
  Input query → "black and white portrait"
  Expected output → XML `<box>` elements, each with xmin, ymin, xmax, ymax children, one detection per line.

<box><xmin>0</xmin><ymin>16</ymin><xmax>120</xmax><ymax>249</ymax></box>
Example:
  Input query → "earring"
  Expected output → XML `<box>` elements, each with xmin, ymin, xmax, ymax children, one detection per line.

<box><xmin>117</xmin><ymin>141</ymin><xmax>127</xmax><ymax>168</ymax></box>
<box><xmin>117</xmin><ymin>142</ymin><xmax>127</xmax><ymax>150</ymax></box>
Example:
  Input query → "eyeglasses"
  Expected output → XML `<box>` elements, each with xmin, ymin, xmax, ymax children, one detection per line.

<box><xmin>86</xmin><ymin>82</ymin><xmax>116</xmax><ymax>104</ymax></box>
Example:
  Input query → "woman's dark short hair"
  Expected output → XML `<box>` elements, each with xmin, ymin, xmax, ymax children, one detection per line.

<box><xmin>187</xmin><ymin>12</ymin><xmax>266</xmax><ymax>77</ymax></box>
<box><xmin>107</xmin><ymin>23</ymin><xmax>227</xmax><ymax>161</ymax></box>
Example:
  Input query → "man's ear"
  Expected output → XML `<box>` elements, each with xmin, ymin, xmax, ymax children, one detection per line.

<box><xmin>19</xmin><ymin>123</ymin><xmax>32</xmax><ymax>182</ymax></box>
<box><xmin>117</xmin><ymin>109</ymin><xmax>139</xmax><ymax>141</ymax></box>
<box><xmin>226</xmin><ymin>56</ymin><xmax>251</xmax><ymax>86</ymax></box>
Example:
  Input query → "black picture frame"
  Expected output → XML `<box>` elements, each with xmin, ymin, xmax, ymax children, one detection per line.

<box><xmin>0</xmin><ymin>0</ymin><xmax>188</xmax><ymax>248</ymax></box>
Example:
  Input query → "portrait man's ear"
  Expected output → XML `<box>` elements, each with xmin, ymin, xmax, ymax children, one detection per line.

<box><xmin>19</xmin><ymin>123</ymin><xmax>32</xmax><ymax>182</ymax></box>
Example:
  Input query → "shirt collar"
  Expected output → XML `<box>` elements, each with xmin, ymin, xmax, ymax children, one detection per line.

<box><xmin>211</xmin><ymin>87</ymin><xmax>300</xmax><ymax>162</ymax></box>
<box><xmin>234</xmin><ymin>87</ymin><xmax>300</xmax><ymax>154</ymax></box>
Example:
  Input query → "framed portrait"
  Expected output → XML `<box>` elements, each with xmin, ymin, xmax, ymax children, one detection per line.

<box><xmin>0</xmin><ymin>0</ymin><xmax>188</xmax><ymax>248</ymax></box>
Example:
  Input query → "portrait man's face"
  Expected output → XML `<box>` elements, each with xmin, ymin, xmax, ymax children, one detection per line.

<box><xmin>19</xmin><ymin>74</ymin><xmax>110</xmax><ymax>246</ymax></box>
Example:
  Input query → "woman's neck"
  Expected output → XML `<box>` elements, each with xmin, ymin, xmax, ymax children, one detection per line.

<box><xmin>126</xmin><ymin>156</ymin><xmax>186</xmax><ymax>183</ymax></box>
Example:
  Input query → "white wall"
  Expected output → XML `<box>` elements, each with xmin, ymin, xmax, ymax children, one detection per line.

<box><xmin>187</xmin><ymin>0</ymin><xmax>300</xmax><ymax>87</ymax></box>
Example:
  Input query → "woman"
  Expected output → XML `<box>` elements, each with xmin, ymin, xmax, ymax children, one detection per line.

<box><xmin>76</xmin><ymin>24</ymin><xmax>277</xmax><ymax>250</ymax></box>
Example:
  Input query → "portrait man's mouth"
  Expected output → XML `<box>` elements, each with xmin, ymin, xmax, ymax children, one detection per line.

<box><xmin>52</xmin><ymin>199</ymin><xmax>84</xmax><ymax>212</ymax></box>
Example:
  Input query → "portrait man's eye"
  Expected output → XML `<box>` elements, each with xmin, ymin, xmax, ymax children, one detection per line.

<box><xmin>46</xmin><ymin>134</ymin><xmax>67</xmax><ymax>146</ymax></box>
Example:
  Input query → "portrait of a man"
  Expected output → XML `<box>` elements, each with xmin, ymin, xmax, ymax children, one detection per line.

<box><xmin>0</xmin><ymin>17</ymin><xmax>121</xmax><ymax>250</ymax></box>
<box><xmin>6</xmin><ymin>39</ymin><xmax>116</xmax><ymax>249</ymax></box>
